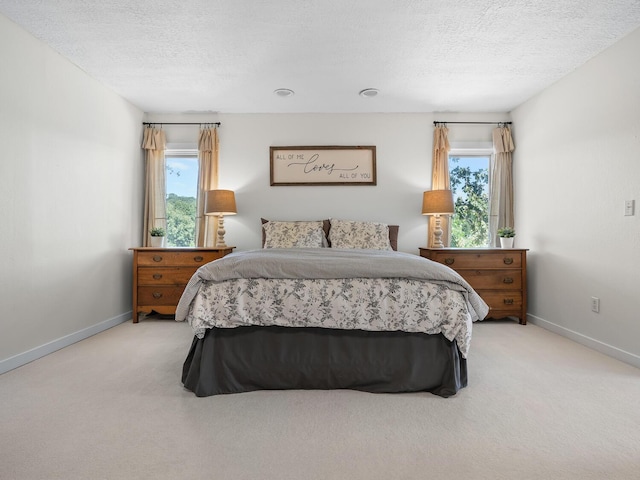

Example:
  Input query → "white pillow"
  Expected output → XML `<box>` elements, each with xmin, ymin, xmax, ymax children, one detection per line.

<box><xmin>328</xmin><ymin>219</ymin><xmax>393</xmax><ymax>250</ymax></box>
<box><xmin>263</xmin><ymin>221</ymin><xmax>327</xmax><ymax>248</ymax></box>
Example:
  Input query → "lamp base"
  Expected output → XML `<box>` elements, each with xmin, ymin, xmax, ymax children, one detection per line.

<box><xmin>215</xmin><ymin>215</ymin><xmax>227</xmax><ymax>248</ymax></box>
<box><xmin>431</xmin><ymin>215</ymin><xmax>444</xmax><ymax>248</ymax></box>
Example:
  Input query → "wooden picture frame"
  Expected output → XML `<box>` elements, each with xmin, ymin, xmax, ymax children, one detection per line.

<box><xmin>270</xmin><ymin>146</ymin><xmax>376</xmax><ymax>186</ymax></box>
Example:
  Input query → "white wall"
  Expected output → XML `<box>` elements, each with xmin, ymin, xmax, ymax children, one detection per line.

<box><xmin>511</xmin><ymin>27</ymin><xmax>640</xmax><ymax>365</ymax></box>
<box><xmin>0</xmin><ymin>13</ymin><xmax>144</xmax><ymax>370</ymax></box>
<box><xmin>145</xmin><ymin>112</ymin><xmax>509</xmax><ymax>253</ymax></box>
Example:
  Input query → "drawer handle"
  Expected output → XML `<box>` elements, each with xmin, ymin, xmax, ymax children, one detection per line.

<box><xmin>444</xmin><ymin>258</ymin><xmax>455</xmax><ymax>265</ymax></box>
<box><xmin>504</xmin><ymin>298</ymin><xmax>514</xmax><ymax>305</ymax></box>
<box><xmin>503</xmin><ymin>257</ymin><xmax>514</xmax><ymax>265</ymax></box>
<box><xmin>153</xmin><ymin>274</ymin><xmax>163</xmax><ymax>280</ymax></box>
<box><xmin>194</xmin><ymin>256</ymin><xmax>204</xmax><ymax>262</ymax></box>
<box><xmin>503</xmin><ymin>277</ymin><xmax>514</xmax><ymax>284</ymax></box>
<box><xmin>153</xmin><ymin>255</ymin><xmax>163</xmax><ymax>262</ymax></box>
<box><xmin>152</xmin><ymin>292</ymin><xmax>163</xmax><ymax>299</ymax></box>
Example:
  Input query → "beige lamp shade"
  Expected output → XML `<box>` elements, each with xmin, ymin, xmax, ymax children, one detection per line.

<box><xmin>205</xmin><ymin>189</ymin><xmax>237</xmax><ymax>216</ymax></box>
<box><xmin>422</xmin><ymin>190</ymin><xmax>454</xmax><ymax>215</ymax></box>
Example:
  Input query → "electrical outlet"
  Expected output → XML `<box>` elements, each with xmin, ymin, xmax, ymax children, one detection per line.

<box><xmin>624</xmin><ymin>200</ymin><xmax>635</xmax><ymax>216</ymax></box>
<box><xmin>591</xmin><ymin>296</ymin><xmax>600</xmax><ymax>313</ymax></box>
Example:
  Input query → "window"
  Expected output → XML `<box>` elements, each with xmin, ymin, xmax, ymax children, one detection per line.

<box><xmin>449</xmin><ymin>153</ymin><xmax>490</xmax><ymax>247</ymax></box>
<box><xmin>165</xmin><ymin>150</ymin><xmax>198</xmax><ymax>247</ymax></box>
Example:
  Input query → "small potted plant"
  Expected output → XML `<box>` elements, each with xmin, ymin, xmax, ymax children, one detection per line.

<box><xmin>497</xmin><ymin>227</ymin><xmax>515</xmax><ymax>248</ymax></box>
<box><xmin>149</xmin><ymin>227</ymin><xmax>166</xmax><ymax>247</ymax></box>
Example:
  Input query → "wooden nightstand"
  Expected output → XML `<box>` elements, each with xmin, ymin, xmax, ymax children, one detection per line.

<box><xmin>419</xmin><ymin>247</ymin><xmax>528</xmax><ymax>325</ymax></box>
<box><xmin>129</xmin><ymin>247</ymin><xmax>234</xmax><ymax>323</ymax></box>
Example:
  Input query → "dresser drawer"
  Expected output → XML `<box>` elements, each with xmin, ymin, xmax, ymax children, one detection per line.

<box><xmin>478</xmin><ymin>291</ymin><xmax>523</xmax><ymax>311</ymax></box>
<box><xmin>457</xmin><ymin>269</ymin><xmax>522</xmax><ymax>290</ymax></box>
<box><xmin>429</xmin><ymin>251</ymin><xmax>522</xmax><ymax>269</ymax></box>
<box><xmin>137</xmin><ymin>286</ymin><xmax>186</xmax><ymax>306</ymax></box>
<box><xmin>137</xmin><ymin>267</ymin><xmax>195</xmax><ymax>286</ymax></box>
<box><xmin>137</xmin><ymin>251</ymin><xmax>224</xmax><ymax>267</ymax></box>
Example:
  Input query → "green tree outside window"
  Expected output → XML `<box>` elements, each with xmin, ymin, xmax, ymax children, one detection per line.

<box><xmin>449</xmin><ymin>156</ymin><xmax>489</xmax><ymax>247</ymax></box>
<box><xmin>166</xmin><ymin>193</ymin><xmax>196</xmax><ymax>247</ymax></box>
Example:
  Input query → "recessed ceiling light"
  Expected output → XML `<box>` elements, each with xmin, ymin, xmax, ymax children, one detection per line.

<box><xmin>274</xmin><ymin>88</ymin><xmax>295</xmax><ymax>97</ymax></box>
<box><xmin>359</xmin><ymin>88</ymin><xmax>379</xmax><ymax>98</ymax></box>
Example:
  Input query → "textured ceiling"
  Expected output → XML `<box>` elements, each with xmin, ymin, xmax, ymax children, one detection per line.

<box><xmin>1</xmin><ymin>0</ymin><xmax>640</xmax><ymax>114</ymax></box>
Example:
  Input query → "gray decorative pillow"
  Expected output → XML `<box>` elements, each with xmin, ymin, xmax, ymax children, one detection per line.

<box><xmin>328</xmin><ymin>219</ymin><xmax>393</xmax><ymax>250</ymax></box>
<box><xmin>263</xmin><ymin>221</ymin><xmax>327</xmax><ymax>248</ymax></box>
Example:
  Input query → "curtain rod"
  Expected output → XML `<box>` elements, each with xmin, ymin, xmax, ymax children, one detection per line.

<box><xmin>433</xmin><ymin>121</ymin><xmax>511</xmax><ymax>125</ymax></box>
<box><xmin>143</xmin><ymin>122</ymin><xmax>221</xmax><ymax>127</ymax></box>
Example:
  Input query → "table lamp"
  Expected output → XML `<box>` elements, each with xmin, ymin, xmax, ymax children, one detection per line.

<box><xmin>422</xmin><ymin>189</ymin><xmax>454</xmax><ymax>248</ymax></box>
<box><xmin>205</xmin><ymin>189</ymin><xmax>237</xmax><ymax>248</ymax></box>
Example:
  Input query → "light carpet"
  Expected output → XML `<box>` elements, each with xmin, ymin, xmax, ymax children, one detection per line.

<box><xmin>1</xmin><ymin>319</ymin><xmax>639</xmax><ymax>480</ymax></box>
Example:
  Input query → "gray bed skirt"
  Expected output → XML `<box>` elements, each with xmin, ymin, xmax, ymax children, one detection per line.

<box><xmin>182</xmin><ymin>326</ymin><xmax>467</xmax><ymax>398</ymax></box>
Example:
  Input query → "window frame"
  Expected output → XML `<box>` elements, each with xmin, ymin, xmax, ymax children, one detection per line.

<box><xmin>164</xmin><ymin>145</ymin><xmax>199</xmax><ymax>247</ymax></box>
<box><xmin>448</xmin><ymin>143</ymin><xmax>493</xmax><ymax>248</ymax></box>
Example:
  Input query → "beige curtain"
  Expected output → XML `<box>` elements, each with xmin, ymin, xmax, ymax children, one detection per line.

<box><xmin>195</xmin><ymin>127</ymin><xmax>219</xmax><ymax>247</ymax></box>
<box><xmin>429</xmin><ymin>125</ymin><xmax>451</xmax><ymax>247</ymax></box>
<box><xmin>489</xmin><ymin>126</ymin><xmax>515</xmax><ymax>246</ymax></box>
<box><xmin>142</xmin><ymin>127</ymin><xmax>167</xmax><ymax>246</ymax></box>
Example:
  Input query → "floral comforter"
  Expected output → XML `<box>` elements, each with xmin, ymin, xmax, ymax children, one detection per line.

<box><xmin>175</xmin><ymin>248</ymin><xmax>488</xmax><ymax>357</ymax></box>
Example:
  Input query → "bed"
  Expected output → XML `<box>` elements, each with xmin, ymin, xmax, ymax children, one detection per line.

<box><xmin>175</xmin><ymin>219</ymin><xmax>488</xmax><ymax>398</ymax></box>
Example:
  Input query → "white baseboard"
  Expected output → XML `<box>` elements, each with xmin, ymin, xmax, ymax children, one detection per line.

<box><xmin>528</xmin><ymin>314</ymin><xmax>640</xmax><ymax>369</ymax></box>
<box><xmin>0</xmin><ymin>312</ymin><xmax>131</xmax><ymax>375</ymax></box>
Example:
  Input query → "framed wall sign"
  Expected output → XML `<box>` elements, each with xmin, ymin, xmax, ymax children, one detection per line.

<box><xmin>270</xmin><ymin>146</ymin><xmax>376</xmax><ymax>186</ymax></box>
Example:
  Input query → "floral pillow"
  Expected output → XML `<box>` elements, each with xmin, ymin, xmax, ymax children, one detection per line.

<box><xmin>328</xmin><ymin>219</ymin><xmax>393</xmax><ymax>250</ymax></box>
<box><xmin>263</xmin><ymin>221</ymin><xmax>327</xmax><ymax>248</ymax></box>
